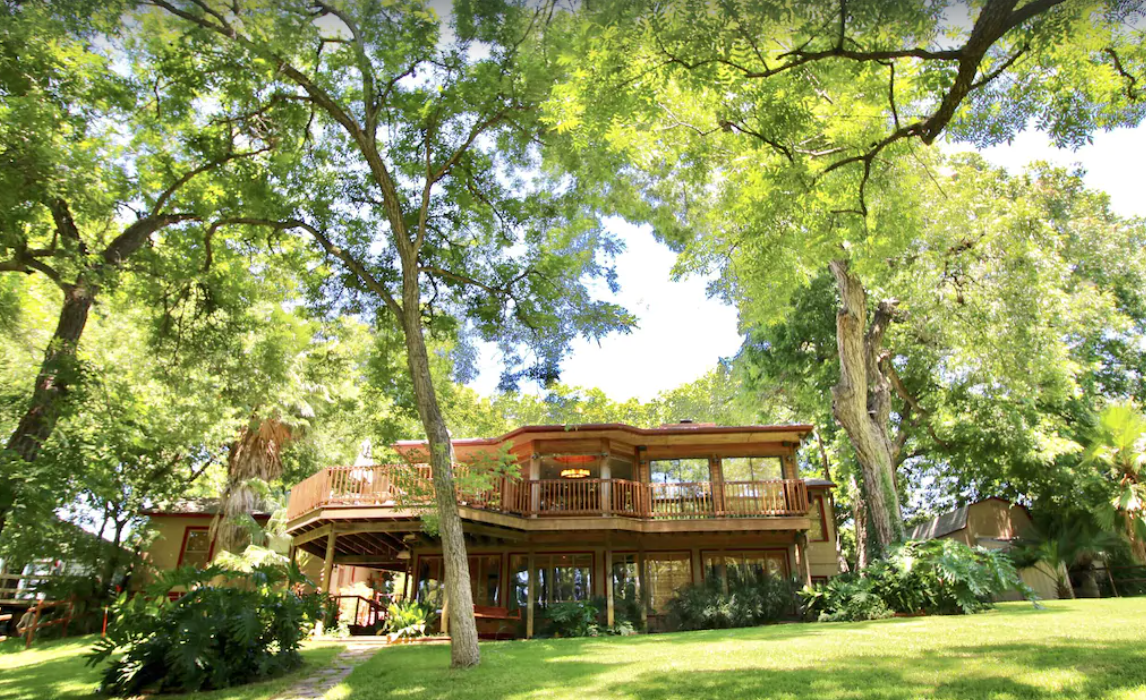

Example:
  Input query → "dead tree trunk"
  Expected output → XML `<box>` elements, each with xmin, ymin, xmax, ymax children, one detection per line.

<box><xmin>829</xmin><ymin>260</ymin><xmax>905</xmax><ymax>560</ymax></box>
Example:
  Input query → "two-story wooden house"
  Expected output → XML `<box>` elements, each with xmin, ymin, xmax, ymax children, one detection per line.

<box><xmin>284</xmin><ymin>421</ymin><xmax>840</xmax><ymax>636</ymax></box>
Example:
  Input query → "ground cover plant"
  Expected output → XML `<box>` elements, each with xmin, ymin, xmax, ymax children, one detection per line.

<box><xmin>802</xmin><ymin>539</ymin><xmax>1035</xmax><ymax>622</ymax></box>
<box><xmin>89</xmin><ymin>563</ymin><xmax>323</xmax><ymax>696</ymax></box>
<box><xmin>666</xmin><ymin>571</ymin><xmax>799</xmax><ymax>630</ymax></box>
<box><xmin>341</xmin><ymin>599</ymin><xmax>1146</xmax><ymax>700</ymax></box>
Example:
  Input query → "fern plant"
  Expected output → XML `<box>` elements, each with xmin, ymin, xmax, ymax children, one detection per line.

<box><xmin>383</xmin><ymin>599</ymin><xmax>438</xmax><ymax>642</ymax></box>
<box><xmin>87</xmin><ymin>559</ymin><xmax>322</xmax><ymax>697</ymax></box>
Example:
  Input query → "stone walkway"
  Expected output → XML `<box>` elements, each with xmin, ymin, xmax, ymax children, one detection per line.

<box><xmin>273</xmin><ymin>640</ymin><xmax>384</xmax><ymax>700</ymax></box>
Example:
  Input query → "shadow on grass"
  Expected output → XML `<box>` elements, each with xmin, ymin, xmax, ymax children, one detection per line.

<box><xmin>338</xmin><ymin>611</ymin><xmax>1146</xmax><ymax>700</ymax></box>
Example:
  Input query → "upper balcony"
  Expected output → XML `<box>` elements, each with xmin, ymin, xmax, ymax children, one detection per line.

<box><xmin>285</xmin><ymin>465</ymin><xmax>811</xmax><ymax>528</ymax></box>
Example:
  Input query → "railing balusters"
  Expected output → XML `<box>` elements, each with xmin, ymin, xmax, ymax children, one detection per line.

<box><xmin>287</xmin><ymin>470</ymin><xmax>812</xmax><ymax>522</ymax></box>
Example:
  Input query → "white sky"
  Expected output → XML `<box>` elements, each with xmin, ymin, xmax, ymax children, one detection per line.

<box><xmin>466</xmin><ymin>126</ymin><xmax>1146</xmax><ymax>401</ymax></box>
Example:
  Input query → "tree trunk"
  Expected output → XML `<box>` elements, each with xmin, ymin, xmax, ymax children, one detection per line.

<box><xmin>829</xmin><ymin>260</ymin><xmax>905</xmax><ymax>560</ymax></box>
<box><xmin>0</xmin><ymin>283</ymin><xmax>95</xmax><ymax>537</ymax></box>
<box><xmin>400</xmin><ymin>281</ymin><xmax>480</xmax><ymax>668</ymax></box>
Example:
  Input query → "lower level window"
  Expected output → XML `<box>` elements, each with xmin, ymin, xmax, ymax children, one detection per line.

<box><xmin>416</xmin><ymin>554</ymin><xmax>503</xmax><ymax>607</ymax></box>
<box><xmin>646</xmin><ymin>552</ymin><xmax>692</xmax><ymax>613</ymax></box>
<box><xmin>703</xmin><ymin>550</ymin><xmax>789</xmax><ymax>583</ymax></box>
<box><xmin>509</xmin><ymin>553</ymin><xmax>593</xmax><ymax>608</ymax></box>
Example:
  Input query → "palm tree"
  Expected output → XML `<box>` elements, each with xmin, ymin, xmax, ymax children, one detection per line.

<box><xmin>1084</xmin><ymin>403</ymin><xmax>1146</xmax><ymax>563</ymax></box>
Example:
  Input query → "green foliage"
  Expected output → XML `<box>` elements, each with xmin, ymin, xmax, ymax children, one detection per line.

<box><xmin>383</xmin><ymin>599</ymin><xmax>438</xmax><ymax>642</ymax></box>
<box><xmin>802</xmin><ymin>540</ymin><xmax>1036</xmax><ymax>622</ymax></box>
<box><xmin>665</xmin><ymin>571</ymin><xmax>799</xmax><ymax>631</ymax></box>
<box><xmin>87</xmin><ymin>560</ymin><xmax>322</xmax><ymax>697</ymax></box>
<box><xmin>542</xmin><ymin>599</ymin><xmax>601</xmax><ymax>638</ymax></box>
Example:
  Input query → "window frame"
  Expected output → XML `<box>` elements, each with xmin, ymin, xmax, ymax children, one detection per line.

<box><xmin>177</xmin><ymin>526</ymin><xmax>214</xmax><ymax>569</ymax></box>
<box><xmin>808</xmin><ymin>494</ymin><xmax>830</xmax><ymax>543</ymax></box>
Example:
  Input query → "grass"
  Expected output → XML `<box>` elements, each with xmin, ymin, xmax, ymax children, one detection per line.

<box><xmin>339</xmin><ymin>599</ymin><xmax>1146</xmax><ymax>700</ymax></box>
<box><xmin>0</xmin><ymin>635</ymin><xmax>346</xmax><ymax>700</ymax></box>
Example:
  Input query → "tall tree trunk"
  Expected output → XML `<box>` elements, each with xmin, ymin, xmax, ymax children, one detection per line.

<box><xmin>829</xmin><ymin>260</ymin><xmax>905</xmax><ymax>560</ymax></box>
<box><xmin>400</xmin><ymin>276</ymin><xmax>480</xmax><ymax>668</ymax></box>
<box><xmin>0</xmin><ymin>283</ymin><xmax>95</xmax><ymax>537</ymax></box>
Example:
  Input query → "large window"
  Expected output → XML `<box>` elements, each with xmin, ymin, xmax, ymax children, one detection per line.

<box><xmin>649</xmin><ymin>459</ymin><xmax>709</xmax><ymax>484</ymax></box>
<box><xmin>721</xmin><ymin>457</ymin><xmax>782</xmax><ymax>481</ymax></box>
<box><xmin>470</xmin><ymin>555</ymin><xmax>502</xmax><ymax>606</ymax></box>
<box><xmin>178</xmin><ymin>527</ymin><xmax>212</xmax><ymax>569</ymax></box>
<box><xmin>703</xmin><ymin>550</ymin><xmax>789</xmax><ymax>583</ymax></box>
<box><xmin>417</xmin><ymin>554</ymin><xmax>503</xmax><ymax>606</ymax></box>
<box><xmin>508</xmin><ymin>553</ymin><xmax>593</xmax><ymax>608</ymax></box>
<box><xmin>611</xmin><ymin>553</ymin><xmax>640</xmax><ymax>602</ymax></box>
<box><xmin>646</xmin><ymin>552</ymin><xmax>692</xmax><ymax>612</ymax></box>
<box><xmin>415</xmin><ymin>556</ymin><xmax>444</xmax><ymax>604</ymax></box>
<box><xmin>808</xmin><ymin>495</ymin><xmax>829</xmax><ymax>542</ymax></box>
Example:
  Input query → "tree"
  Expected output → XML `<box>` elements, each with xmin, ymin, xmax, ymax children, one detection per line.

<box><xmin>547</xmin><ymin>0</ymin><xmax>1146</xmax><ymax>558</ymax></box>
<box><xmin>0</xmin><ymin>0</ymin><xmax>287</xmax><ymax>537</ymax></box>
<box><xmin>145</xmin><ymin>0</ymin><xmax>634</xmax><ymax>667</ymax></box>
<box><xmin>1084</xmin><ymin>403</ymin><xmax>1146</xmax><ymax>562</ymax></box>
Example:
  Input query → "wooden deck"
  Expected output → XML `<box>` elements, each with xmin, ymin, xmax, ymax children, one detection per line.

<box><xmin>286</xmin><ymin>465</ymin><xmax>810</xmax><ymax>524</ymax></box>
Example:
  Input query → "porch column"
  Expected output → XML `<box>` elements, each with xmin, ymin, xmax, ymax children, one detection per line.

<box><xmin>321</xmin><ymin>529</ymin><xmax>337</xmax><ymax>594</ymax></box>
<box><xmin>795</xmin><ymin>533</ymin><xmax>812</xmax><ymax>587</ymax></box>
<box><xmin>637</xmin><ymin>545</ymin><xmax>649</xmax><ymax>629</ymax></box>
<box><xmin>605</xmin><ymin>547</ymin><xmax>615</xmax><ymax>627</ymax></box>
<box><xmin>526</xmin><ymin>551</ymin><xmax>536</xmax><ymax>638</ymax></box>
<box><xmin>690</xmin><ymin>548</ymin><xmax>703</xmax><ymax>585</ymax></box>
<box><xmin>441</xmin><ymin>586</ymin><xmax>450</xmax><ymax>636</ymax></box>
<box><xmin>709</xmin><ymin>457</ymin><xmax>725</xmax><ymax>516</ymax></box>
<box><xmin>600</xmin><ymin>458</ymin><xmax>612</xmax><ymax>516</ymax></box>
<box><xmin>529</xmin><ymin>456</ymin><xmax>541</xmax><ymax>517</ymax></box>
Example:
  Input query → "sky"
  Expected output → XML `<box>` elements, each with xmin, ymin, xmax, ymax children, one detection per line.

<box><xmin>464</xmin><ymin>125</ymin><xmax>1146</xmax><ymax>403</ymax></box>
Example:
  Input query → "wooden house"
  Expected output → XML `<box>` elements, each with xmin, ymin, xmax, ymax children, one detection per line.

<box><xmin>284</xmin><ymin>421</ymin><xmax>841</xmax><ymax>636</ymax></box>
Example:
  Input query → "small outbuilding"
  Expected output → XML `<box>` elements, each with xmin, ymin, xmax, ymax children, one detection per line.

<box><xmin>910</xmin><ymin>497</ymin><xmax>1067</xmax><ymax>600</ymax></box>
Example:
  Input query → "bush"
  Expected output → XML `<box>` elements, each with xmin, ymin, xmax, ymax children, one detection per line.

<box><xmin>801</xmin><ymin>539</ymin><xmax>1038</xmax><ymax>622</ymax></box>
<box><xmin>383</xmin><ymin>599</ymin><xmax>438</xmax><ymax>641</ymax></box>
<box><xmin>88</xmin><ymin>560</ymin><xmax>322</xmax><ymax>697</ymax></box>
<box><xmin>543</xmin><ymin>599</ymin><xmax>600</xmax><ymax>637</ymax></box>
<box><xmin>666</xmin><ymin>571</ymin><xmax>799</xmax><ymax>631</ymax></box>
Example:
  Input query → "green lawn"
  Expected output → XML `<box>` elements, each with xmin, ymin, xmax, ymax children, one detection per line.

<box><xmin>339</xmin><ymin>599</ymin><xmax>1146</xmax><ymax>700</ymax></box>
<box><xmin>0</xmin><ymin>635</ymin><xmax>347</xmax><ymax>700</ymax></box>
<box><xmin>3</xmin><ymin>600</ymin><xmax>1144</xmax><ymax>700</ymax></box>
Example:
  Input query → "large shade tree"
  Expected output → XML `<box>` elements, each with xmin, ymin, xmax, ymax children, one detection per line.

<box><xmin>0</xmin><ymin>0</ymin><xmax>291</xmax><ymax>537</ymax></box>
<box><xmin>548</xmin><ymin>0</ymin><xmax>1146</xmax><ymax>558</ymax></box>
<box><xmin>144</xmin><ymin>0</ymin><xmax>634</xmax><ymax>666</ymax></box>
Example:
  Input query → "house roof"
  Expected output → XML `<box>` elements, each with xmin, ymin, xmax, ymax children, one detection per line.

<box><xmin>141</xmin><ymin>498</ymin><xmax>271</xmax><ymax>519</ymax></box>
<box><xmin>909</xmin><ymin>497</ymin><xmax>1029</xmax><ymax>540</ymax></box>
<box><xmin>394</xmin><ymin>422</ymin><xmax>816</xmax><ymax>454</ymax></box>
<box><xmin>910</xmin><ymin>506</ymin><xmax>970</xmax><ymax>540</ymax></box>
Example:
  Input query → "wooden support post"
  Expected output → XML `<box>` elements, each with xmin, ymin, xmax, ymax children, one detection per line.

<box><xmin>709</xmin><ymin>457</ymin><xmax>725</xmax><ymax>516</ymax></box>
<box><xmin>637</xmin><ymin>546</ymin><xmax>649</xmax><ymax>629</ymax></box>
<box><xmin>526</xmin><ymin>551</ymin><xmax>536</xmax><ymax>638</ymax></box>
<box><xmin>321</xmin><ymin>530</ymin><xmax>337</xmax><ymax>594</ymax></box>
<box><xmin>691</xmin><ymin>548</ymin><xmax>703</xmax><ymax>585</ymax></box>
<box><xmin>605</xmin><ymin>547</ymin><xmax>615</xmax><ymax>627</ymax></box>
<box><xmin>529</xmin><ymin>456</ymin><xmax>541</xmax><ymax>517</ymax></box>
<box><xmin>601</xmin><ymin>457</ymin><xmax>612</xmax><ymax>516</ymax></box>
<box><xmin>796</xmin><ymin>534</ymin><xmax>812</xmax><ymax>588</ymax></box>
<box><xmin>441</xmin><ymin>586</ymin><xmax>450</xmax><ymax>635</ymax></box>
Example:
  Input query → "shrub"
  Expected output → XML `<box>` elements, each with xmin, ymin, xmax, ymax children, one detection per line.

<box><xmin>383</xmin><ymin>599</ymin><xmax>438</xmax><ymax>642</ymax></box>
<box><xmin>88</xmin><ymin>559</ymin><xmax>322</xmax><ymax>697</ymax></box>
<box><xmin>543</xmin><ymin>599</ymin><xmax>600</xmax><ymax>637</ymax></box>
<box><xmin>666</xmin><ymin>571</ymin><xmax>799</xmax><ymax>631</ymax></box>
<box><xmin>801</xmin><ymin>539</ymin><xmax>1038</xmax><ymax>622</ymax></box>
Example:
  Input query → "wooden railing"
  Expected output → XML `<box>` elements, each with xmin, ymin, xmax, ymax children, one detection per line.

<box><xmin>286</xmin><ymin>465</ymin><xmax>810</xmax><ymax>522</ymax></box>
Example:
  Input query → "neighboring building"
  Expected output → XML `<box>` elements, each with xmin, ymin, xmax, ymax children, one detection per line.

<box><xmin>284</xmin><ymin>421</ymin><xmax>840</xmax><ymax>636</ymax></box>
<box><xmin>909</xmin><ymin>497</ymin><xmax>1065</xmax><ymax>600</ymax></box>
